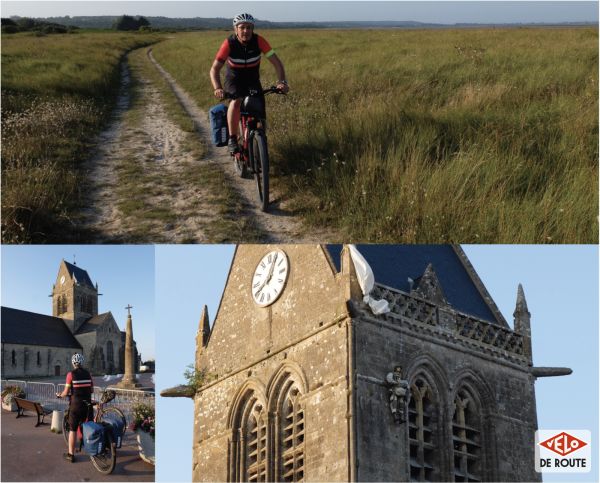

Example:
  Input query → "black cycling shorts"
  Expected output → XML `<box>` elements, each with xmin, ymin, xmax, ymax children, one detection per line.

<box><xmin>68</xmin><ymin>400</ymin><xmax>92</xmax><ymax>431</ymax></box>
<box><xmin>224</xmin><ymin>75</ymin><xmax>263</xmax><ymax>100</ymax></box>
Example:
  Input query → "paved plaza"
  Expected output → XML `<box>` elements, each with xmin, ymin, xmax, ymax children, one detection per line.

<box><xmin>1</xmin><ymin>408</ymin><xmax>154</xmax><ymax>482</ymax></box>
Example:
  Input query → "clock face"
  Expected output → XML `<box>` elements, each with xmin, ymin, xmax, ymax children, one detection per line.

<box><xmin>60</xmin><ymin>275</ymin><xmax>66</xmax><ymax>285</ymax></box>
<box><xmin>252</xmin><ymin>250</ymin><xmax>289</xmax><ymax>307</ymax></box>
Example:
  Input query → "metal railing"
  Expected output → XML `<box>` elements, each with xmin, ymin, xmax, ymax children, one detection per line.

<box><xmin>2</xmin><ymin>380</ymin><xmax>155</xmax><ymax>422</ymax></box>
<box><xmin>25</xmin><ymin>382</ymin><xmax>58</xmax><ymax>410</ymax></box>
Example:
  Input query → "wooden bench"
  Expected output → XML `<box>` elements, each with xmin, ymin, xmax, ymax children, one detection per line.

<box><xmin>14</xmin><ymin>398</ymin><xmax>52</xmax><ymax>427</ymax></box>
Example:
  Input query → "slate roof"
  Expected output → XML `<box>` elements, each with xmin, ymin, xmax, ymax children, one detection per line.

<box><xmin>1</xmin><ymin>307</ymin><xmax>82</xmax><ymax>348</ymax></box>
<box><xmin>325</xmin><ymin>245</ymin><xmax>502</xmax><ymax>325</ymax></box>
<box><xmin>64</xmin><ymin>261</ymin><xmax>94</xmax><ymax>288</ymax></box>
<box><xmin>76</xmin><ymin>312</ymin><xmax>112</xmax><ymax>334</ymax></box>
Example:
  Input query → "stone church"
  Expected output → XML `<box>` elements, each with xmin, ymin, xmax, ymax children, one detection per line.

<box><xmin>187</xmin><ymin>245</ymin><xmax>570</xmax><ymax>482</ymax></box>
<box><xmin>2</xmin><ymin>259</ymin><xmax>138</xmax><ymax>378</ymax></box>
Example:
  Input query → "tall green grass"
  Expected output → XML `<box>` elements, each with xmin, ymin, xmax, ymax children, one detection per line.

<box><xmin>1</xmin><ymin>31</ymin><xmax>161</xmax><ymax>243</ymax></box>
<box><xmin>152</xmin><ymin>28</ymin><xmax>598</xmax><ymax>243</ymax></box>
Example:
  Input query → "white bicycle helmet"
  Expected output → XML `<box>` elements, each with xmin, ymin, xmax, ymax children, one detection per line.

<box><xmin>71</xmin><ymin>353</ymin><xmax>84</xmax><ymax>366</ymax></box>
<box><xmin>233</xmin><ymin>13</ymin><xmax>255</xmax><ymax>27</ymax></box>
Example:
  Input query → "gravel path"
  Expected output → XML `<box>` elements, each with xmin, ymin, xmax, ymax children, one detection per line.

<box><xmin>147</xmin><ymin>48</ymin><xmax>332</xmax><ymax>243</ymax></box>
<box><xmin>78</xmin><ymin>47</ymin><xmax>334</xmax><ymax>243</ymax></box>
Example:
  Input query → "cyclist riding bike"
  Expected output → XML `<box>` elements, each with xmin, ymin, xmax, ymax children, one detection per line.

<box><xmin>210</xmin><ymin>12</ymin><xmax>290</xmax><ymax>154</ymax></box>
<box><xmin>56</xmin><ymin>353</ymin><xmax>94</xmax><ymax>463</ymax></box>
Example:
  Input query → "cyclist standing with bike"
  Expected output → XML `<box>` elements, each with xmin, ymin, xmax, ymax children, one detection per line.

<box><xmin>56</xmin><ymin>353</ymin><xmax>93</xmax><ymax>463</ymax></box>
<box><xmin>210</xmin><ymin>12</ymin><xmax>290</xmax><ymax>154</ymax></box>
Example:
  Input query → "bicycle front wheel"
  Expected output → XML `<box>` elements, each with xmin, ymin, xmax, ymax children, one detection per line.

<box><xmin>62</xmin><ymin>413</ymin><xmax>70</xmax><ymax>445</ymax></box>
<box><xmin>252</xmin><ymin>131</ymin><xmax>269</xmax><ymax>212</ymax></box>
<box><xmin>100</xmin><ymin>406</ymin><xmax>127</xmax><ymax>437</ymax></box>
<box><xmin>234</xmin><ymin>121</ymin><xmax>248</xmax><ymax>178</ymax></box>
<box><xmin>90</xmin><ymin>428</ymin><xmax>116</xmax><ymax>474</ymax></box>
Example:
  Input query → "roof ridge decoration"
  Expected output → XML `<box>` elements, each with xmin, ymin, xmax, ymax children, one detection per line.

<box><xmin>369</xmin><ymin>284</ymin><xmax>526</xmax><ymax>363</ymax></box>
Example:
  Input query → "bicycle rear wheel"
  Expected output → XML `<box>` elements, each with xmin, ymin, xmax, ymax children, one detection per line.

<box><xmin>90</xmin><ymin>428</ymin><xmax>116</xmax><ymax>474</ymax></box>
<box><xmin>252</xmin><ymin>131</ymin><xmax>269</xmax><ymax>212</ymax></box>
<box><xmin>100</xmin><ymin>406</ymin><xmax>127</xmax><ymax>437</ymax></box>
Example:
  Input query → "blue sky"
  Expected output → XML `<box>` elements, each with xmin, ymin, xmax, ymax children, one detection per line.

<box><xmin>156</xmin><ymin>244</ymin><xmax>599</xmax><ymax>482</ymax></box>
<box><xmin>1</xmin><ymin>1</ymin><xmax>597</xmax><ymax>23</ymax></box>
<box><xmin>1</xmin><ymin>245</ymin><xmax>156</xmax><ymax>360</ymax></box>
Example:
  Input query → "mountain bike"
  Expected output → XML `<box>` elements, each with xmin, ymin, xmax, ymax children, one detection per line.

<box><xmin>61</xmin><ymin>390</ymin><xmax>126</xmax><ymax>474</ymax></box>
<box><xmin>226</xmin><ymin>86</ymin><xmax>286</xmax><ymax>212</ymax></box>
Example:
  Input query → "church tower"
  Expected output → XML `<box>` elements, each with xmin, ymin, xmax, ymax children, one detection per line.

<box><xmin>176</xmin><ymin>245</ymin><xmax>571</xmax><ymax>482</ymax></box>
<box><xmin>52</xmin><ymin>260</ymin><xmax>98</xmax><ymax>334</ymax></box>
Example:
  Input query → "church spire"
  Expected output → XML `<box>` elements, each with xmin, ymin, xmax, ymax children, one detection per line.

<box><xmin>513</xmin><ymin>284</ymin><xmax>532</xmax><ymax>362</ymax></box>
<box><xmin>514</xmin><ymin>283</ymin><xmax>530</xmax><ymax>316</ymax></box>
<box><xmin>412</xmin><ymin>263</ymin><xmax>448</xmax><ymax>306</ymax></box>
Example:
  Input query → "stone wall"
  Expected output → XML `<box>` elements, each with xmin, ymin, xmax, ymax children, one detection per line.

<box><xmin>352</xmin><ymin>300</ymin><xmax>540</xmax><ymax>482</ymax></box>
<box><xmin>1</xmin><ymin>343</ymin><xmax>76</xmax><ymax>378</ymax></box>
<box><xmin>193</xmin><ymin>245</ymin><xmax>353</xmax><ymax>481</ymax></box>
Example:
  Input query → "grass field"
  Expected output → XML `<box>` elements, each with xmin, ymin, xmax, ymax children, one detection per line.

<box><xmin>1</xmin><ymin>31</ymin><xmax>161</xmax><ymax>242</ymax></box>
<box><xmin>152</xmin><ymin>28</ymin><xmax>598</xmax><ymax>243</ymax></box>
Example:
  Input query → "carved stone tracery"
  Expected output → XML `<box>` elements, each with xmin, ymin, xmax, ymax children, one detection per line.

<box><xmin>370</xmin><ymin>285</ymin><xmax>524</xmax><ymax>357</ymax></box>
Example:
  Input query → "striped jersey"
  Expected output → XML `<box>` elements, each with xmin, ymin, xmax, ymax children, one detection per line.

<box><xmin>215</xmin><ymin>34</ymin><xmax>275</xmax><ymax>83</ymax></box>
<box><xmin>66</xmin><ymin>367</ymin><xmax>93</xmax><ymax>400</ymax></box>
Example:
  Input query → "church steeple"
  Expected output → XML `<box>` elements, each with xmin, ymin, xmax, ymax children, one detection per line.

<box><xmin>52</xmin><ymin>259</ymin><xmax>98</xmax><ymax>333</ymax></box>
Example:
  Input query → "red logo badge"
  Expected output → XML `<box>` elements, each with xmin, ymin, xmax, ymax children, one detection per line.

<box><xmin>539</xmin><ymin>432</ymin><xmax>588</xmax><ymax>456</ymax></box>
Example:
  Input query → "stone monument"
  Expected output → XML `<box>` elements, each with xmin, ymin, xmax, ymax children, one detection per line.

<box><xmin>116</xmin><ymin>305</ymin><xmax>141</xmax><ymax>389</ymax></box>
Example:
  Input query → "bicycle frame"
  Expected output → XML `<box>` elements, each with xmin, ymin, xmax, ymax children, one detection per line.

<box><xmin>236</xmin><ymin>114</ymin><xmax>266</xmax><ymax>174</ymax></box>
<box><xmin>226</xmin><ymin>86</ymin><xmax>283</xmax><ymax>211</ymax></box>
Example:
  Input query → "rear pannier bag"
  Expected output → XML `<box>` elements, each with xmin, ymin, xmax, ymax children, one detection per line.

<box><xmin>209</xmin><ymin>104</ymin><xmax>229</xmax><ymax>147</ymax></box>
<box><xmin>103</xmin><ymin>414</ymin><xmax>125</xmax><ymax>449</ymax></box>
<box><xmin>82</xmin><ymin>421</ymin><xmax>105</xmax><ymax>455</ymax></box>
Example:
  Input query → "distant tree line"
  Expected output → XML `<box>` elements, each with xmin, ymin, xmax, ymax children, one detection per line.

<box><xmin>112</xmin><ymin>15</ymin><xmax>152</xmax><ymax>31</ymax></box>
<box><xmin>1</xmin><ymin>17</ymin><xmax>78</xmax><ymax>34</ymax></box>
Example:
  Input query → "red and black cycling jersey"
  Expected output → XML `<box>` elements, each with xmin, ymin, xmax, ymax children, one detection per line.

<box><xmin>66</xmin><ymin>367</ymin><xmax>93</xmax><ymax>401</ymax></box>
<box><xmin>215</xmin><ymin>34</ymin><xmax>275</xmax><ymax>84</ymax></box>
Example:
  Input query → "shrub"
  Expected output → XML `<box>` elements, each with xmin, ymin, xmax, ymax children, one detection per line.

<box><xmin>1</xmin><ymin>25</ymin><xmax>19</xmax><ymax>33</ymax></box>
<box><xmin>129</xmin><ymin>403</ymin><xmax>155</xmax><ymax>438</ymax></box>
<box><xmin>183</xmin><ymin>364</ymin><xmax>217</xmax><ymax>393</ymax></box>
<box><xmin>1</xmin><ymin>386</ymin><xmax>26</xmax><ymax>404</ymax></box>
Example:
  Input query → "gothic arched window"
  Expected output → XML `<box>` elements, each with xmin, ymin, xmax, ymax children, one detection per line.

<box><xmin>452</xmin><ymin>387</ymin><xmax>482</xmax><ymax>482</ymax></box>
<box><xmin>278</xmin><ymin>382</ymin><xmax>305</xmax><ymax>482</ymax></box>
<box><xmin>229</xmin><ymin>368</ymin><xmax>307</xmax><ymax>483</ymax></box>
<box><xmin>245</xmin><ymin>401</ymin><xmax>268</xmax><ymax>482</ymax></box>
<box><xmin>58</xmin><ymin>294</ymin><xmax>68</xmax><ymax>314</ymax></box>
<box><xmin>408</xmin><ymin>375</ymin><xmax>440</xmax><ymax>482</ymax></box>
<box><xmin>229</xmin><ymin>388</ymin><xmax>268</xmax><ymax>482</ymax></box>
<box><xmin>11</xmin><ymin>350</ymin><xmax>16</xmax><ymax>366</ymax></box>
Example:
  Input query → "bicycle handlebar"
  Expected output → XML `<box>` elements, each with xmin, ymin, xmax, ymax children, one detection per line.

<box><xmin>222</xmin><ymin>86</ymin><xmax>287</xmax><ymax>100</ymax></box>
